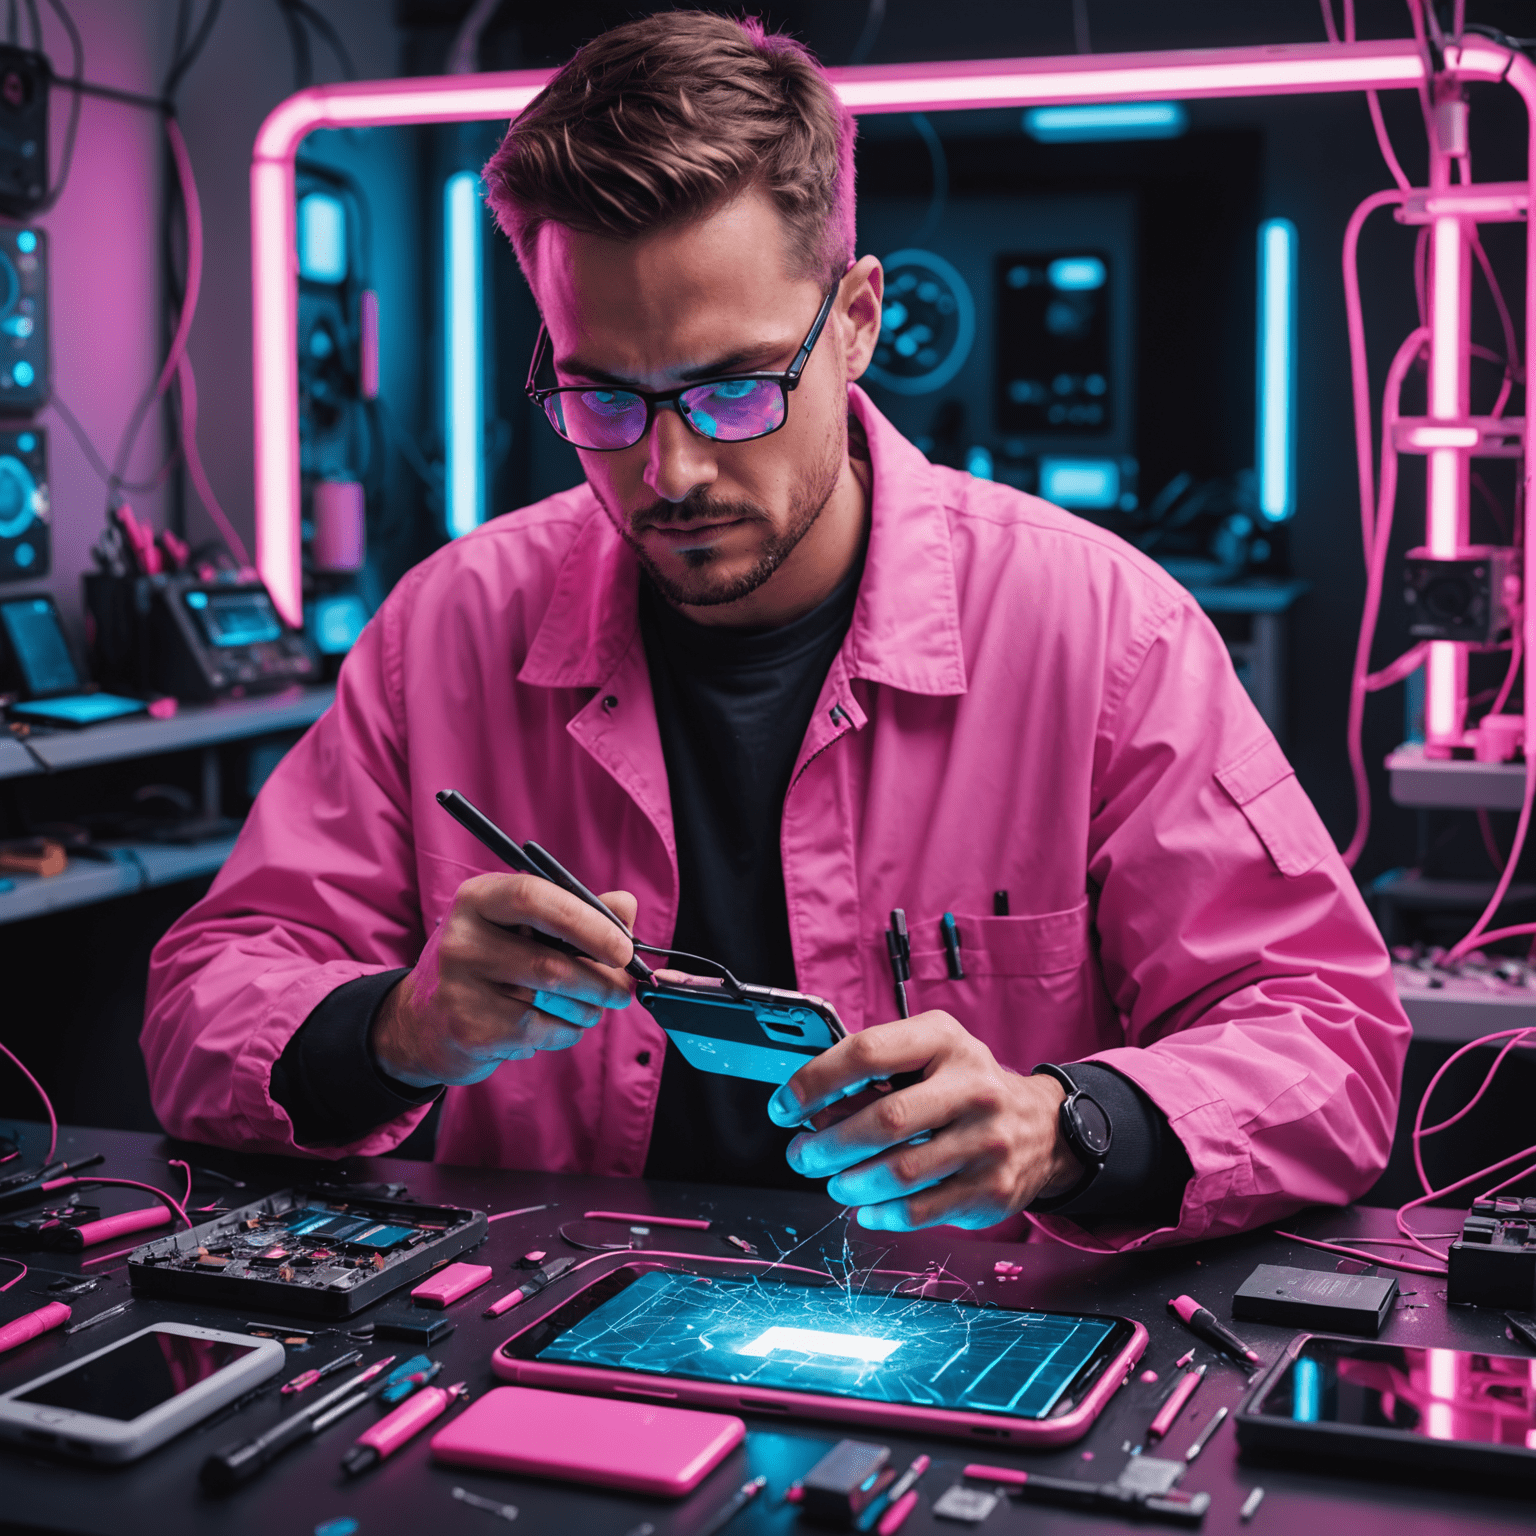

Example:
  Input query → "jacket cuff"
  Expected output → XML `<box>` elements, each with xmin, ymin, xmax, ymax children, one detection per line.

<box><xmin>269</xmin><ymin>968</ymin><xmax>437</xmax><ymax>1148</ymax></box>
<box><xmin>1028</xmin><ymin>1062</ymin><xmax>1193</xmax><ymax>1225</ymax></box>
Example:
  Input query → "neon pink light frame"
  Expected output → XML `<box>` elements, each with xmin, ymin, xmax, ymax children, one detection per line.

<box><xmin>252</xmin><ymin>35</ymin><xmax>1536</xmax><ymax>764</ymax></box>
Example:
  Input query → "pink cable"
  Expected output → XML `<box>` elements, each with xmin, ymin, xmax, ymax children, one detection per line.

<box><xmin>1446</xmin><ymin>765</ymin><xmax>1536</xmax><ymax>958</ymax></box>
<box><xmin>487</xmin><ymin>1205</ymin><xmax>551</xmax><ymax>1223</ymax></box>
<box><xmin>175</xmin><ymin>353</ymin><xmax>252</xmax><ymax>567</ymax></box>
<box><xmin>0</xmin><ymin>1256</ymin><xmax>26</xmax><ymax>1292</ymax></box>
<box><xmin>0</xmin><ymin>1039</ymin><xmax>57</xmax><ymax>1165</ymax></box>
<box><xmin>1478</xmin><ymin>807</ymin><xmax>1505</xmax><ymax>873</ymax></box>
<box><xmin>1341</xmin><ymin>190</ymin><xmax>1407</xmax><ymax>558</ymax></box>
<box><xmin>1489</xmin><ymin>639</ymin><xmax>1523</xmax><ymax>717</ymax></box>
<box><xmin>1365</xmin><ymin>642</ymin><xmax>1428</xmax><ymax>692</ymax></box>
<box><xmin>1343</xmin><ymin>325</ymin><xmax>1428</xmax><ymax>867</ymax></box>
<box><xmin>1411</xmin><ymin>1028</ymin><xmax>1536</xmax><ymax>1195</ymax></box>
<box><xmin>1274</xmin><ymin>1230</ymin><xmax>1446</xmax><ymax>1277</ymax></box>
<box><xmin>109</xmin><ymin>118</ymin><xmax>203</xmax><ymax>491</ymax></box>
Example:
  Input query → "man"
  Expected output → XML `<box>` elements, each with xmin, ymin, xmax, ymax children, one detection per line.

<box><xmin>143</xmin><ymin>12</ymin><xmax>1408</xmax><ymax>1249</ymax></box>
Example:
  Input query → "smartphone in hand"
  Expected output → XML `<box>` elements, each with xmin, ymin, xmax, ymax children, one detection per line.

<box><xmin>635</xmin><ymin>972</ymin><xmax>845</xmax><ymax>1085</ymax></box>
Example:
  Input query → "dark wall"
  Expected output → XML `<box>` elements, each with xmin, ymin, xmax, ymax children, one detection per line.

<box><xmin>397</xmin><ymin>0</ymin><xmax>1531</xmax><ymax>886</ymax></box>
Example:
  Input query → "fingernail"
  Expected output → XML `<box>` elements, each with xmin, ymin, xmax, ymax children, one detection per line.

<box><xmin>767</xmin><ymin>1085</ymin><xmax>801</xmax><ymax>1125</ymax></box>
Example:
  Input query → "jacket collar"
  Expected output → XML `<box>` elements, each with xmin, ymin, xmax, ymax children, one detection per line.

<box><xmin>519</xmin><ymin>386</ymin><xmax>967</xmax><ymax>698</ymax></box>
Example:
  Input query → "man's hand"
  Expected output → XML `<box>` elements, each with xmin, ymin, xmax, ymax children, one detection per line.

<box><xmin>766</xmin><ymin>1012</ymin><xmax>1084</xmax><ymax>1230</ymax></box>
<box><xmin>370</xmin><ymin>874</ymin><xmax>638</xmax><ymax>1088</ymax></box>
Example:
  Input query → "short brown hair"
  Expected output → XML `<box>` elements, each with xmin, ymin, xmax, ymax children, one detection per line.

<box><xmin>482</xmin><ymin>12</ymin><xmax>855</xmax><ymax>288</ymax></box>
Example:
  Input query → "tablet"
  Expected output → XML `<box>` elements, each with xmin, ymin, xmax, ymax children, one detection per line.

<box><xmin>493</xmin><ymin>1262</ymin><xmax>1145</xmax><ymax>1446</ymax></box>
<box><xmin>9</xmin><ymin>694</ymin><xmax>146</xmax><ymax>727</ymax></box>
<box><xmin>1235</xmin><ymin>1333</ymin><xmax>1536</xmax><ymax>1484</ymax></box>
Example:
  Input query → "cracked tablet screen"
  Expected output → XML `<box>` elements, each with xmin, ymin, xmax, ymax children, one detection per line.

<box><xmin>532</xmin><ymin>1270</ymin><xmax>1116</xmax><ymax>1420</ymax></box>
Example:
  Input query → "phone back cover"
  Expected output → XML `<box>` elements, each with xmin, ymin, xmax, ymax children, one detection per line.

<box><xmin>430</xmin><ymin>1385</ymin><xmax>745</xmax><ymax>1495</ymax></box>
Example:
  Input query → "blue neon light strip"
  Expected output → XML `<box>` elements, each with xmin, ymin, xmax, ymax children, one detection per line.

<box><xmin>298</xmin><ymin>193</ymin><xmax>346</xmax><ymax>283</ymax></box>
<box><xmin>445</xmin><ymin>171</ymin><xmax>485</xmax><ymax>539</ymax></box>
<box><xmin>1023</xmin><ymin>102</ymin><xmax>1187</xmax><ymax>143</ymax></box>
<box><xmin>1257</xmin><ymin>217</ymin><xmax>1297</xmax><ymax>523</ymax></box>
<box><xmin>1292</xmin><ymin>1355</ymin><xmax>1321</xmax><ymax>1422</ymax></box>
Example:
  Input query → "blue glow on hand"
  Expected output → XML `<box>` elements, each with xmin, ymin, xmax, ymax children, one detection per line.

<box><xmin>767</xmin><ymin>1084</ymin><xmax>802</xmax><ymax>1125</ymax></box>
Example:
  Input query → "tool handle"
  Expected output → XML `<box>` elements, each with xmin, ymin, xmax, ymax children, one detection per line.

<box><xmin>201</xmin><ymin>1414</ymin><xmax>309</xmax><ymax>1491</ymax></box>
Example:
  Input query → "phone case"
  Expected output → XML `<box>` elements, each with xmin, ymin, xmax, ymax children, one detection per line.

<box><xmin>491</xmin><ymin>1270</ymin><xmax>1147</xmax><ymax>1448</ymax></box>
<box><xmin>636</xmin><ymin>975</ymin><xmax>846</xmax><ymax>1084</ymax></box>
<box><xmin>0</xmin><ymin>1322</ymin><xmax>285</xmax><ymax>1463</ymax></box>
<box><xmin>430</xmin><ymin>1385</ymin><xmax>745</xmax><ymax>1495</ymax></box>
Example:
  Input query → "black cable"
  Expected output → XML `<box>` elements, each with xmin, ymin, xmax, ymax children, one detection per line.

<box><xmin>1072</xmin><ymin>0</ymin><xmax>1091</xmax><ymax>53</ymax></box>
<box><xmin>21</xmin><ymin>0</ymin><xmax>38</xmax><ymax>49</ymax></box>
<box><xmin>848</xmin><ymin>0</ymin><xmax>884</xmax><ymax>65</ymax></box>
<box><xmin>908</xmin><ymin>113</ymin><xmax>948</xmax><ymax>248</ymax></box>
<box><xmin>49</xmin><ymin>74</ymin><xmax>170</xmax><ymax>113</ymax></box>
<box><xmin>33</xmin><ymin>0</ymin><xmax>82</xmax><ymax>215</ymax></box>
<box><xmin>285</xmin><ymin>0</ymin><xmax>355</xmax><ymax>80</ymax></box>
<box><xmin>162</xmin><ymin>0</ymin><xmax>221</xmax><ymax>103</ymax></box>
<box><xmin>275</xmin><ymin>0</ymin><xmax>313</xmax><ymax>89</ymax></box>
<box><xmin>6</xmin><ymin>2</ymin><xmax>16</xmax><ymax>47</ymax></box>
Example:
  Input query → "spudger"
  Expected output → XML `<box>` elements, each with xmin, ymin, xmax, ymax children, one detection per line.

<box><xmin>436</xmin><ymin>789</ymin><xmax>654</xmax><ymax>983</ymax></box>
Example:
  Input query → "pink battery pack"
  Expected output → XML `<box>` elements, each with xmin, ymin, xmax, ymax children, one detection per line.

<box><xmin>73</xmin><ymin>1205</ymin><xmax>172</xmax><ymax>1248</ymax></box>
<box><xmin>411</xmin><ymin>1262</ymin><xmax>493</xmax><ymax>1308</ymax></box>
<box><xmin>431</xmin><ymin>1385</ymin><xmax>745</xmax><ymax>1495</ymax></box>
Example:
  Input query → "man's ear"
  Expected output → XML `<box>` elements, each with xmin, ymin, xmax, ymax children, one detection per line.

<box><xmin>839</xmin><ymin>255</ymin><xmax>884</xmax><ymax>383</ymax></box>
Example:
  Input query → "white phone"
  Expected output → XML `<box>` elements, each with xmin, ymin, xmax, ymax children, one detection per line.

<box><xmin>0</xmin><ymin>1321</ymin><xmax>284</xmax><ymax>1463</ymax></box>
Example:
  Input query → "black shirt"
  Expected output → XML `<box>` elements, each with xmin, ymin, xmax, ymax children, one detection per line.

<box><xmin>637</xmin><ymin>557</ymin><xmax>864</xmax><ymax>1188</ymax></box>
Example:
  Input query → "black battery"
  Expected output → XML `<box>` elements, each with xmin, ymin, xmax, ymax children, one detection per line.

<box><xmin>1233</xmin><ymin>1263</ymin><xmax>1397</xmax><ymax>1336</ymax></box>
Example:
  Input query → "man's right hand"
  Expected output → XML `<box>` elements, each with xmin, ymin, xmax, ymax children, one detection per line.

<box><xmin>369</xmin><ymin>873</ymin><xmax>639</xmax><ymax>1088</ymax></box>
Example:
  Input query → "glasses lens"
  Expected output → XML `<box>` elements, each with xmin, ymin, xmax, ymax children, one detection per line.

<box><xmin>545</xmin><ymin>388</ymin><xmax>648</xmax><ymax>450</ymax></box>
<box><xmin>678</xmin><ymin>378</ymin><xmax>785</xmax><ymax>442</ymax></box>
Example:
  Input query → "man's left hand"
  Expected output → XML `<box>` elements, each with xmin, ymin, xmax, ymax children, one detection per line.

<box><xmin>766</xmin><ymin>1013</ymin><xmax>1085</xmax><ymax>1230</ymax></box>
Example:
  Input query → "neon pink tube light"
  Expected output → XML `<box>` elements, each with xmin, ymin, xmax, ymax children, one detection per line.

<box><xmin>251</xmin><ymin>36</ymin><xmax>1534</xmax><ymax>633</ymax></box>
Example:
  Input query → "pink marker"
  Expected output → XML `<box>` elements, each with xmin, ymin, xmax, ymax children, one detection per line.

<box><xmin>71</xmin><ymin>1205</ymin><xmax>172</xmax><ymax>1249</ymax></box>
<box><xmin>0</xmin><ymin>1301</ymin><xmax>70</xmax><ymax>1354</ymax></box>
<box><xmin>342</xmin><ymin>1382</ymin><xmax>467</xmax><ymax>1475</ymax></box>
<box><xmin>1168</xmin><ymin>1294</ymin><xmax>1262</xmax><ymax>1365</ymax></box>
<box><xmin>1148</xmin><ymin>1363</ymin><xmax>1207</xmax><ymax>1440</ymax></box>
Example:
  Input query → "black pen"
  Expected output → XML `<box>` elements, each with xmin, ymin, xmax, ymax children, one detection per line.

<box><xmin>436</xmin><ymin>789</ymin><xmax>654</xmax><ymax>983</ymax></box>
<box><xmin>200</xmin><ymin>1355</ymin><xmax>396</xmax><ymax>1491</ymax></box>
<box><xmin>940</xmin><ymin>912</ymin><xmax>965</xmax><ymax>979</ymax></box>
<box><xmin>698</xmin><ymin>1474</ymin><xmax>766</xmax><ymax>1536</ymax></box>
<box><xmin>885</xmin><ymin>908</ymin><xmax>912</xmax><ymax>1018</ymax></box>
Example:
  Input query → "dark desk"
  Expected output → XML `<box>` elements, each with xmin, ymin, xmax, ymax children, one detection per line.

<box><xmin>0</xmin><ymin>1124</ymin><xmax>1524</xmax><ymax>1535</ymax></box>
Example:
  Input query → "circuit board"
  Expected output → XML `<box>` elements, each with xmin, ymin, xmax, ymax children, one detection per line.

<box><xmin>126</xmin><ymin>1188</ymin><xmax>488</xmax><ymax>1318</ymax></box>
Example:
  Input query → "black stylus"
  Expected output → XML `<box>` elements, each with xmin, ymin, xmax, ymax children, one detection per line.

<box><xmin>435</xmin><ymin>789</ymin><xmax>654</xmax><ymax>984</ymax></box>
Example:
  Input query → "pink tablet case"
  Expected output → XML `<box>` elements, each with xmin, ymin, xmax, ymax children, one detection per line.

<box><xmin>493</xmin><ymin>1290</ymin><xmax>1148</xmax><ymax>1448</ymax></box>
<box><xmin>430</xmin><ymin>1385</ymin><xmax>745</xmax><ymax>1495</ymax></box>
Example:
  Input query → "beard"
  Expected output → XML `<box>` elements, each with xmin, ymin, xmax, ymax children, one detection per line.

<box><xmin>596</xmin><ymin>436</ymin><xmax>843</xmax><ymax>609</ymax></box>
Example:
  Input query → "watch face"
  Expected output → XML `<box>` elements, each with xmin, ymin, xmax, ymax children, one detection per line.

<box><xmin>1071</xmin><ymin>1096</ymin><xmax>1112</xmax><ymax>1158</ymax></box>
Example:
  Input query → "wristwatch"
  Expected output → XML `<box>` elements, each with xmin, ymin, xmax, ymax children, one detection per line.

<box><xmin>1031</xmin><ymin>1063</ymin><xmax>1113</xmax><ymax>1172</ymax></box>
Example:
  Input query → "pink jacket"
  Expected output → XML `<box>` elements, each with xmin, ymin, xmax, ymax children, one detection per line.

<box><xmin>143</xmin><ymin>388</ymin><xmax>1409</xmax><ymax>1250</ymax></box>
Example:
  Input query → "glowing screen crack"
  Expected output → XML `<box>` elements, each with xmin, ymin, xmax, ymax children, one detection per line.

<box><xmin>535</xmin><ymin>1270</ymin><xmax>1115</xmax><ymax>1419</ymax></box>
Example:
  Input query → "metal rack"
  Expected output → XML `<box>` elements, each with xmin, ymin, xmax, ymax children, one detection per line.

<box><xmin>0</xmin><ymin>685</ymin><xmax>334</xmax><ymax>926</ymax></box>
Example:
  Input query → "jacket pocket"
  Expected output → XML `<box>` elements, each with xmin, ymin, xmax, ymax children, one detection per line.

<box><xmin>907</xmin><ymin>901</ymin><xmax>1090</xmax><ymax>980</ymax></box>
<box><xmin>1215</xmin><ymin>737</ymin><xmax>1333</xmax><ymax>879</ymax></box>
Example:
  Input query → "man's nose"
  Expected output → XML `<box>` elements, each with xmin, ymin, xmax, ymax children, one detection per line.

<box><xmin>644</xmin><ymin>403</ymin><xmax>718</xmax><ymax>504</ymax></box>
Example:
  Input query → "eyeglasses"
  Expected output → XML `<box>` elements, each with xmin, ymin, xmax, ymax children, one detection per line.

<box><xmin>524</xmin><ymin>286</ymin><xmax>839</xmax><ymax>453</ymax></box>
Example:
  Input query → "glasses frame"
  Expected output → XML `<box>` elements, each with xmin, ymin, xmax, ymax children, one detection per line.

<box><xmin>524</xmin><ymin>285</ymin><xmax>840</xmax><ymax>452</ymax></box>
